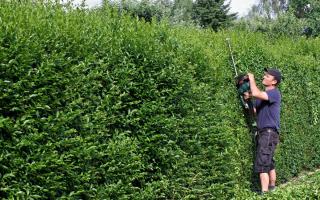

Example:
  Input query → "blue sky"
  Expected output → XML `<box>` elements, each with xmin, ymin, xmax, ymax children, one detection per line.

<box><xmin>71</xmin><ymin>0</ymin><xmax>259</xmax><ymax>17</ymax></box>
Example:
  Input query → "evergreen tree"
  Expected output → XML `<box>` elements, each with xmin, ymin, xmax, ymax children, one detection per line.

<box><xmin>192</xmin><ymin>0</ymin><xmax>236</xmax><ymax>31</ymax></box>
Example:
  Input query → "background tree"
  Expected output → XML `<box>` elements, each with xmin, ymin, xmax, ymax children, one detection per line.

<box><xmin>192</xmin><ymin>0</ymin><xmax>237</xmax><ymax>31</ymax></box>
<box><xmin>171</xmin><ymin>0</ymin><xmax>193</xmax><ymax>24</ymax></box>
<box><xmin>104</xmin><ymin>0</ymin><xmax>172</xmax><ymax>22</ymax></box>
<box><xmin>241</xmin><ymin>0</ymin><xmax>320</xmax><ymax>37</ymax></box>
<box><xmin>290</xmin><ymin>0</ymin><xmax>311</xmax><ymax>18</ymax></box>
<box><xmin>289</xmin><ymin>0</ymin><xmax>320</xmax><ymax>36</ymax></box>
<box><xmin>248</xmin><ymin>0</ymin><xmax>288</xmax><ymax>19</ymax></box>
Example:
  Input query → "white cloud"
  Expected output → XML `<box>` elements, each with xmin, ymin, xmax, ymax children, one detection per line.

<box><xmin>229</xmin><ymin>0</ymin><xmax>259</xmax><ymax>17</ymax></box>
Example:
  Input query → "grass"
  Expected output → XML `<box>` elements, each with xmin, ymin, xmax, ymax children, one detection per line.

<box><xmin>243</xmin><ymin>169</ymin><xmax>320</xmax><ymax>199</ymax></box>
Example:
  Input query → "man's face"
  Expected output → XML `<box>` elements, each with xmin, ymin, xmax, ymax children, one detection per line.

<box><xmin>262</xmin><ymin>72</ymin><xmax>277</xmax><ymax>86</ymax></box>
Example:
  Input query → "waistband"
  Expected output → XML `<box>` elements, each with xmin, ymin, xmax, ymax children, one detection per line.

<box><xmin>258</xmin><ymin>127</ymin><xmax>278</xmax><ymax>134</ymax></box>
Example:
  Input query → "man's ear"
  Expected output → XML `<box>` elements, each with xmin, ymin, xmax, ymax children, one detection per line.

<box><xmin>272</xmin><ymin>79</ymin><xmax>278</xmax><ymax>86</ymax></box>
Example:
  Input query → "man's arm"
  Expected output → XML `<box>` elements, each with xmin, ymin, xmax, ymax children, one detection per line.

<box><xmin>247</xmin><ymin>73</ymin><xmax>268</xmax><ymax>101</ymax></box>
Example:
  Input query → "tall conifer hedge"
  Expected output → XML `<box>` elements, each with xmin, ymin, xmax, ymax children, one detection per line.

<box><xmin>0</xmin><ymin>2</ymin><xmax>319</xmax><ymax>199</ymax></box>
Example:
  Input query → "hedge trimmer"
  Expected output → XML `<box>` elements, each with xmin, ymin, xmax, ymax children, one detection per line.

<box><xmin>225</xmin><ymin>38</ymin><xmax>251</xmax><ymax>109</ymax></box>
<box><xmin>226</xmin><ymin>38</ymin><xmax>256</xmax><ymax>132</ymax></box>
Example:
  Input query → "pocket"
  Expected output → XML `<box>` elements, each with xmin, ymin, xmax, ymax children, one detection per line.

<box><xmin>258</xmin><ymin>147</ymin><xmax>272</xmax><ymax>167</ymax></box>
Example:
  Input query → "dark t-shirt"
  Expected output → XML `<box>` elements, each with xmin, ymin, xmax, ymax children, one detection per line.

<box><xmin>255</xmin><ymin>88</ymin><xmax>281</xmax><ymax>131</ymax></box>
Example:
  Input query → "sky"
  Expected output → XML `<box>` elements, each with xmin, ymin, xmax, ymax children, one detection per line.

<box><xmin>72</xmin><ymin>0</ymin><xmax>259</xmax><ymax>17</ymax></box>
<box><xmin>229</xmin><ymin>0</ymin><xmax>259</xmax><ymax>17</ymax></box>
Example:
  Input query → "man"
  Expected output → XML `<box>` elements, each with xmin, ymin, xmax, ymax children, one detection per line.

<box><xmin>246</xmin><ymin>68</ymin><xmax>282</xmax><ymax>194</ymax></box>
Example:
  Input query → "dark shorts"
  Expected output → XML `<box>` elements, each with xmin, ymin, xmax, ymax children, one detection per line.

<box><xmin>254</xmin><ymin>128</ymin><xmax>279</xmax><ymax>173</ymax></box>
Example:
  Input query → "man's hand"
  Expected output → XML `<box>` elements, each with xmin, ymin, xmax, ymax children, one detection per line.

<box><xmin>247</xmin><ymin>72</ymin><xmax>269</xmax><ymax>100</ymax></box>
<box><xmin>247</xmin><ymin>73</ymin><xmax>254</xmax><ymax>81</ymax></box>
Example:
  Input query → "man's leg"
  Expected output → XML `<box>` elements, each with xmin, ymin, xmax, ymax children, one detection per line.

<box><xmin>260</xmin><ymin>173</ymin><xmax>269</xmax><ymax>192</ymax></box>
<box><xmin>269</xmin><ymin>133</ymin><xmax>278</xmax><ymax>189</ymax></box>
<box><xmin>269</xmin><ymin>169</ymin><xmax>276</xmax><ymax>190</ymax></box>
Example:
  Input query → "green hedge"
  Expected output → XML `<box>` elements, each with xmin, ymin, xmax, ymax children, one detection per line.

<box><xmin>0</xmin><ymin>2</ymin><xmax>319</xmax><ymax>199</ymax></box>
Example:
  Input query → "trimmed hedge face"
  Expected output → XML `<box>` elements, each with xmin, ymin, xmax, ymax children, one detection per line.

<box><xmin>0</xmin><ymin>2</ymin><xmax>319</xmax><ymax>199</ymax></box>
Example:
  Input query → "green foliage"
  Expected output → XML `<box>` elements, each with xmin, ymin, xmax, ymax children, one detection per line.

<box><xmin>105</xmin><ymin>0</ymin><xmax>237</xmax><ymax>29</ymax></box>
<box><xmin>0</xmin><ymin>1</ymin><xmax>242</xmax><ymax>198</ymax></box>
<box><xmin>290</xmin><ymin>0</ymin><xmax>312</xmax><ymax>18</ymax></box>
<box><xmin>287</xmin><ymin>0</ymin><xmax>320</xmax><ymax>37</ymax></box>
<box><xmin>192</xmin><ymin>0</ymin><xmax>237</xmax><ymax>31</ymax></box>
<box><xmin>250</xmin><ymin>0</ymin><xmax>288</xmax><ymax>19</ymax></box>
<box><xmin>0</xmin><ymin>1</ymin><xmax>320</xmax><ymax>199</ymax></box>
<box><xmin>233</xmin><ymin>11</ymin><xmax>308</xmax><ymax>38</ymax></box>
<box><xmin>105</xmin><ymin>0</ymin><xmax>173</xmax><ymax>22</ymax></box>
<box><xmin>242</xmin><ymin>0</ymin><xmax>320</xmax><ymax>38</ymax></box>
<box><xmin>170</xmin><ymin>0</ymin><xmax>194</xmax><ymax>25</ymax></box>
<box><xmin>236</xmin><ymin>171</ymin><xmax>320</xmax><ymax>199</ymax></box>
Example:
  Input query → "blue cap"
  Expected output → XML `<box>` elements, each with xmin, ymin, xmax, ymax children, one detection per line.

<box><xmin>264</xmin><ymin>68</ymin><xmax>282</xmax><ymax>84</ymax></box>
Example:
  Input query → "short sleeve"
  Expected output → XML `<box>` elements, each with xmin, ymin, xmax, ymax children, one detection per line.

<box><xmin>266</xmin><ymin>89</ymin><xmax>281</xmax><ymax>104</ymax></box>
